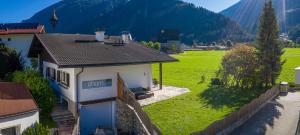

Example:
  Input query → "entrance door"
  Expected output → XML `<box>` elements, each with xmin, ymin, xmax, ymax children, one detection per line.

<box><xmin>0</xmin><ymin>127</ymin><xmax>17</xmax><ymax>135</ymax></box>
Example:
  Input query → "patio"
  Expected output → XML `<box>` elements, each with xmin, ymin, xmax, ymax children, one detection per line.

<box><xmin>138</xmin><ymin>86</ymin><xmax>190</xmax><ymax>106</ymax></box>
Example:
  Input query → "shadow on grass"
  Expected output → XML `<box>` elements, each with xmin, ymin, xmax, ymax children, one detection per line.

<box><xmin>199</xmin><ymin>85</ymin><xmax>263</xmax><ymax>109</ymax></box>
<box><xmin>231</xmin><ymin>100</ymin><xmax>283</xmax><ymax>135</ymax></box>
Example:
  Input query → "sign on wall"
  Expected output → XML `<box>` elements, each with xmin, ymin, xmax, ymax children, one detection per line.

<box><xmin>82</xmin><ymin>79</ymin><xmax>112</xmax><ymax>89</ymax></box>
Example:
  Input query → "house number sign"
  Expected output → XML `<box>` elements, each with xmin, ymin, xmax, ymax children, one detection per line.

<box><xmin>82</xmin><ymin>79</ymin><xmax>112</xmax><ymax>89</ymax></box>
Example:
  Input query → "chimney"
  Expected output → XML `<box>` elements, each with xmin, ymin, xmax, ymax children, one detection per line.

<box><xmin>95</xmin><ymin>31</ymin><xmax>105</xmax><ymax>42</ymax></box>
<box><xmin>121</xmin><ymin>31</ymin><xmax>132</xmax><ymax>44</ymax></box>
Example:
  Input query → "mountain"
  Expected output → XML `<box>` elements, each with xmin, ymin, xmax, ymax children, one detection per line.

<box><xmin>221</xmin><ymin>0</ymin><xmax>300</xmax><ymax>39</ymax></box>
<box><xmin>24</xmin><ymin>0</ymin><xmax>251</xmax><ymax>44</ymax></box>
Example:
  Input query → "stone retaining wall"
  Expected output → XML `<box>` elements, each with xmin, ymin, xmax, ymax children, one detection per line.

<box><xmin>116</xmin><ymin>99</ymin><xmax>150</xmax><ymax>135</ymax></box>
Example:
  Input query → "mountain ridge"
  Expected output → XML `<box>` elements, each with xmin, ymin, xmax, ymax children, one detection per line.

<box><xmin>221</xmin><ymin>0</ymin><xmax>300</xmax><ymax>38</ymax></box>
<box><xmin>24</xmin><ymin>0</ymin><xmax>251</xmax><ymax>44</ymax></box>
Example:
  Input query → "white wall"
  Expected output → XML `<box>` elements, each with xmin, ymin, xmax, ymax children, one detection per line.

<box><xmin>43</xmin><ymin>62</ymin><xmax>77</xmax><ymax>102</ymax></box>
<box><xmin>76</xmin><ymin>64</ymin><xmax>152</xmax><ymax>102</ymax></box>
<box><xmin>43</xmin><ymin>61</ymin><xmax>152</xmax><ymax>103</ymax></box>
<box><xmin>0</xmin><ymin>111</ymin><xmax>39</xmax><ymax>135</ymax></box>
<box><xmin>0</xmin><ymin>34</ymin><xmax>34</xmax><ymax>67</ymax></box>
<box><xmin>296</xmin><ymin>67</ymin><xmax>300</xmax><ymax>84</ymax></box>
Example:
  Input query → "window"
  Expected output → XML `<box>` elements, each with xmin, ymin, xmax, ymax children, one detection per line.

<box><xmin>82</xmin><ymin>79</ymin><xmax>112</xmax><ymax>89</ymax></box>
<box><xmin>0</xmin><ymin>38</ymin><xmax>2</xmax><ymax>41</ymax></box>
<box><xmin>7</xmin><ymin>38</ymin><xmax>11</xmax><ymax>41</ymax></box>
<box><xmin>0</xmin><ymin>126</ymin><xmax>17</xmax><ymax>135</ymax></box>
<box><xmin>57</xmin><ymin>70</ymin><xmax>70</xmax><ymax>87</ymax></box>
<box><xmin>46</xmin><ymin>67</ymin><xmax>56</xmax><ymax>80</ymax></box>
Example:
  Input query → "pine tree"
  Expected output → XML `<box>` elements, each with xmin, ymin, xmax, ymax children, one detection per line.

<box><xmin>256</xmin><ymin>0</ymin><xmax>285</xmax><ymax>87</ymax></box>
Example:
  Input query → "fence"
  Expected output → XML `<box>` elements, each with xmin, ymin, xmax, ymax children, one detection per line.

<box><xmin>118</xmin><ymin>75</ymin><xmax>162</xmax><ymax>135</ymax></box>
<box><xmin>192</xmin><ymin>85</ymin><xmax>280</xmax><ymax>135</ymax></box>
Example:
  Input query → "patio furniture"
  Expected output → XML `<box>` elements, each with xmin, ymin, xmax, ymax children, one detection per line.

<box><xmin>130</xmin><ymin>87</ymin><xmax>154</xmax><ymax>100</ymax></box>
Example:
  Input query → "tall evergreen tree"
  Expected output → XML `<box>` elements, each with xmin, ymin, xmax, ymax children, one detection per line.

<box><xmin>256</xmin><ymin>0</ymin><xmax>285</xmax><ymax>87</ymax></box>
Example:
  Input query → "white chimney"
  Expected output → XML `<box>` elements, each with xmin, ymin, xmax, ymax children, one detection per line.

<box><xmin>122</xmin><ymin>32</ymin><xmax>132</xmax><ymax>44</ymax></box>
<box><xmin>95</xmin><ymin>31</ymin><xmax>105</xmax><ymax>42</ymax></box>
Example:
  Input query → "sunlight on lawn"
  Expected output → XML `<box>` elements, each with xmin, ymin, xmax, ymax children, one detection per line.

<box><xmin>144</xmin><ymin>48</ymin><xmax>300</xmax><ymax>135</ymax></box>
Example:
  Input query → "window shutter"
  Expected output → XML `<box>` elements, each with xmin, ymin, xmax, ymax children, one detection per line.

<box><xmin>66</xmin><ymin>73</ymin><xmax>70</xmax><ymax>87</ymax></box>
<box><xmin>57</xmin><ymin>70</ymin><xmax>60</xmax><ymax>82</ymax></box>
<box><xmin>53</xmin><ymin>69</ymin><xmax>56</xmax><ymax>80</ymax></box>
<box><xmin>46</xmin><ymin>67</ymin><xmax>50</xmax><ymax>77</ymax></box>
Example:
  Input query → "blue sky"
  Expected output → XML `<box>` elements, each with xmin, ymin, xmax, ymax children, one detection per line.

<box><xmin>0</xmin><ymin>0</ymin><xmax>240</xmax><ymax>23</ymax></box>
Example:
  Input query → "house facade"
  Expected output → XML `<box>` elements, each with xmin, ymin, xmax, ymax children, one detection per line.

<box><xmin>28</xmin><ymin>32</ymin><xmax>177</xmax><ymax>135</ymax></box>
<box><xmin>0</xmin><ymin>83</ymin><xmax>39</xmax><ymax>135</ymax></box>
<box><xmin>0</xmin><ymin>23</ymin><xmax>45</xmax><ymax>67</ymax></box>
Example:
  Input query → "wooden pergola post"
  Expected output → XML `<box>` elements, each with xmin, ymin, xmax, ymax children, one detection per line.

<box><xmin>159</xmin><ymin>63</ymin><xmax>163</xmax><ymax>90</ymax></box>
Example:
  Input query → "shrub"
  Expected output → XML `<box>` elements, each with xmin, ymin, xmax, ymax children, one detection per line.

<box><xmin>210</xmin><ymin>78</ymin><xmax>222</xmax><ymax>85</ymax></box>
<box><xmin>12</xmin><ymin>69</ymin><xmax>56</xmax><ymax>115</ymax></box>
<box><xmin>153</xmin><ymin>78</ymin><xmax>159</xmax><ymax>86</ymax></box>
<box><xmin>289</xmin><ymin>82</ymin><xmax>296</xmax><ymax>88</ymax></box>
<box><xmin>22</xmin><ymin>123</ymin><xmax>49</xmax><ymax>135</ymax></box>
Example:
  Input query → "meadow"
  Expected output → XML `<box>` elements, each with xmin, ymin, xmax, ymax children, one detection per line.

<box><xmin>144</xmin><ymin>48</ymin><xmax>300</xmax><ymax>135</ymax></box>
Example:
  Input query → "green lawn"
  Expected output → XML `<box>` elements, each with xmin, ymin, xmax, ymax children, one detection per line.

<box><xmin>144</xmin><ymin>48</ymin><xmax>300</xmax><ymax>135</ymax></box>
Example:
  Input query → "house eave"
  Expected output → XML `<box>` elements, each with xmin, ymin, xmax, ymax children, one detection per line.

<box><xmin>57</xmin><ymin>60</ymin><xmax>179</xmax><ymax>68</ymax></box>
<box><xmin>0</xmin><ymin>109</ymin><xmax>38</xmax><ymax>119</ymax></box>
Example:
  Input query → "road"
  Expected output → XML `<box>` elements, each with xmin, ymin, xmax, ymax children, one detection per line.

<box><xmin>231</xmin><ymin>91</ymin><xmax>300</xmax><ymax>135</ymax></box>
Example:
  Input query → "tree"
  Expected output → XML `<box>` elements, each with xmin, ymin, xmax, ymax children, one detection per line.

<box><xmin>256</xmin><ymin>0</ymin><xmax>285</xmax><ymax>87</ymax></box>
<box><xmin>0</xmin><ymin>44</ymin><xmax>24</xmax><ymax>79</ymax></box>
<box><xmin>22</xmin><ymin>123</ymin><xmax>49</xmax><ymax>135</ymax></box>
<box><xmin>226</xmin><ymin>40</ymin><xmax>234</xmax><ymax>48</ymax></box>
<box><xmin>217</xmin><ymin>45</ymin><xmax>260</xmax><ymax>89</ymax></box>
<box><xmin>12</xmin><ymin>69</ymin><xmax>56</xmax><ymax>115</ymax></box>
<box><xmin>140</xmin><ymin>41</ymin><xmax>161</xmax><ymax>51</ymax></box>
<box><xmin>153</xmin><ymin>42</ymin><xmax>161</xmax><ymax>50</ymax></box>
<box><xmin>211</xmin><ymin>42</ymin><xmax>217</xmax><ymax>46</ymax></box>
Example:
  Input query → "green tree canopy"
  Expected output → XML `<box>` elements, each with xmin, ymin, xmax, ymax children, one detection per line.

<box><xmin>0</xmin><ymin>44</ymin><xmax>24</xmax><ymax>79</ymax></box>
<box><xmin>140</xmin><ymin>41</ymin><xmax>161</xmax><ymax>51</ymax></box>
<box><xmin>12</xmin><ymin>69</ymin><xmax>56</xmax><ymax>115</ymax></box>
<box><xmin>256</xmin><ymin>0</ymin><xmax>285</xmax><ymax>87</ymax></box>
<box><xmin>218</xmin><ymin>45</ymin><xmax>260</xmax><ymax>89</ymax></box>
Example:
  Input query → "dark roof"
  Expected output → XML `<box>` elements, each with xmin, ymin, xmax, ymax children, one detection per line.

<box><xmin>0</xmin><ymin>23</ymin><xmax>45</xmax><ymax>35</ymax></box>
<box><xmin>29</xmin><ymin>34</ymin><xmax>177</xmax><ymax>67</ymax></box>
<box><xmin>0</xmin><ymin>83</ymin><xmax>38</xmax><ymax>118</ymax></box>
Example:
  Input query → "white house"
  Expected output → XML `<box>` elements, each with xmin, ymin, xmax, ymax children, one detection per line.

<box><xmin>28</xmin><ymin>32</ymin><xmax>177</xmax><ymax>135</ymax></box>
<box><xmin>0</xmin><ymin>23</ymin><xmax>45</xmax><ymax>67</ymax></box>
<box><xmin>0</xmin><ymin>83</ymin><xmax>39</xmax><ymax>135</ymax></box>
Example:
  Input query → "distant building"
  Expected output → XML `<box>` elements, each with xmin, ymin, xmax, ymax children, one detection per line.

<box><xmin>0</xmin><ymin>23</ymin><xmax>45</xmax><ymax>67</ymax></box>
<box><xmin>28</xmin><ymin>31</ymin><xmax>177</xmax><ymax>135</ymax></box>
<box><xmin>0</xmin><ymin>83</ymin><xmax>39</xmax><ymax>135</ymax></box>
<box><xmin>157</xmin><ymin>29</ymin><xmax>183</xmax><ymax>53</ymax></box>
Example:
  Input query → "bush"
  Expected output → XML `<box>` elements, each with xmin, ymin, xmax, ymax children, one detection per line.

<box><xmin>12</xmin><ymin>69</ymin><xmax>56</xmax><ymax>115</ymax></box>
<box><xmin>22</xmin><ymin>123</ymin><xmax>49</xmax><ymax>135</ymax></box>
<box><xmin>210</xmin><ymin>78</ymin><xmax>222</xmax><ymax>85</ymax></box>
<box><xmin>289</xmin><ymin>82</ymin><xmax>296</xmax><ymax>88</ymax></box>
<box><xmin>153</xmin><ymin>78</ymin><xmax>159</xmax><ymax>86</ymax></box>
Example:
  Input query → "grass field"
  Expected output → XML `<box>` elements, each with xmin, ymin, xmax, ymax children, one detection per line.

<box><xmin>144</xmin><ymin>48</ymin><xmax>300</xmax><ymax>135</ymax></box>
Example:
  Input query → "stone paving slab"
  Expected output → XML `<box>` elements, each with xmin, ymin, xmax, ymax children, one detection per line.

<box><xmin>138</xmin><ymin>86</ymin><xmax>190</xmax><ymax>106</ymax></box>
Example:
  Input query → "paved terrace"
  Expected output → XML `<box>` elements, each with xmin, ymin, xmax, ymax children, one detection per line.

<box><xmin>231</xmin><ymin>91</ymin><xmax>300</xmax><ymax>135</ymax></box>
<box><xmin>138</xmin><ymin>86</ymin><xmax>190</xmax><ymax>106</ymax></box>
